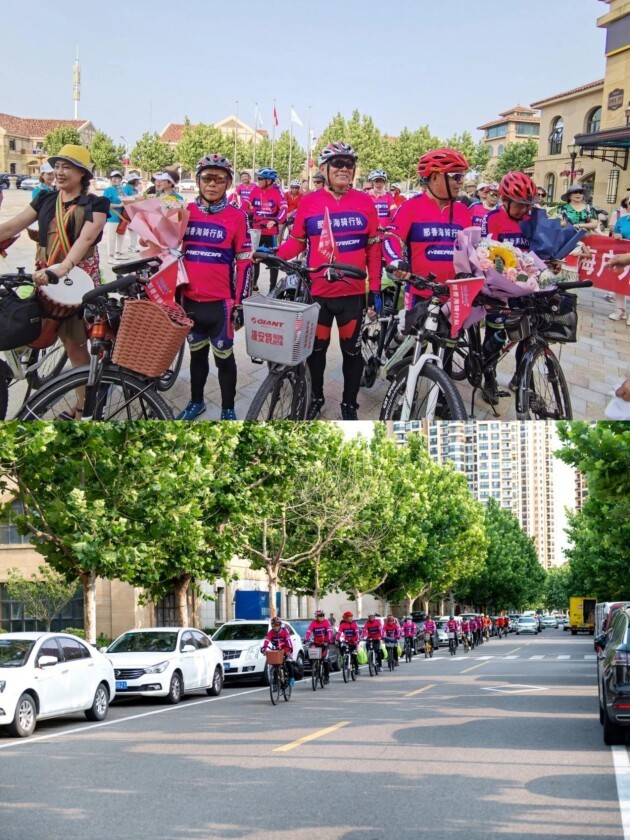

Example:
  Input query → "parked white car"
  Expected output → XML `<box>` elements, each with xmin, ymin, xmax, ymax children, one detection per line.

<box><xmin>93</xmin><ymin>177</ymin><xmax>110</xmax><ymax>191</ymax></box>
<box><xmin>179</xmin><ymin>179</ymin><xmax>196</xmax><ymax>192</ymax></box>
<box><xmin>212</xmin><ymin>619</ymin><xmax>304</xmax><ymax>683</ymax></box>
<box><xmin>105</xmin><ymin>627</ymin><xmax>223</xmax><ymax>704</ymax></box>
<box><xmin>19</xmin><ymin>177</ymin><xmax>40</xmax><ymax>191</ymax></box>
<box><xmin>0</xmin><ymin>632</ymin><xmax>116</xmax><ymax>738</ymax></box>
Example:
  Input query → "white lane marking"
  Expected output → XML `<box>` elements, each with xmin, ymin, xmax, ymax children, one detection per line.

<box><xmin>482</xmin><ymin>684</ymin><xmax>546</xmax><ymax>694</ymax></box>
<box><xmin>504</xmin><ymin>656</ymin><xmax>519</xmax><ymax>659</ymax></box>
<box><xmin>556</xmin><ymin>655</ymin><xmax>571</xmax><ymax>660</ymax></box>
<box><xmin>612</xmin><ymin>746</ymin><xmax>630</xmax><ymax>839</ymax></box>
<box><xmin>0</xmin><ymin>686</ymin><xmax>267</xmax><ymax>751</ymax></box>
<box><xmin>584</xmin><ymin>655</ymin><xmax>597</xmax><ymax>661</ymax></box>
<box><xmin>529</xmin><ymin>655</ymin><xmax>545</xmax><ymax>659</ymax></box>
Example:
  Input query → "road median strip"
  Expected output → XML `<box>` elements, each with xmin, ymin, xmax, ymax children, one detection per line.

<box><xmin>273</xmin><ymin>720</ymin><xmax>350</xmax><ymax>753</ymax></box>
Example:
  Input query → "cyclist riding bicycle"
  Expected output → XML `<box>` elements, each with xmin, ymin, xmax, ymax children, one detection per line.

<box><xmin>383</xmin><ymin>614</ymin><xmax>402</xmax><ymax>666</ymax></box>
<box><xmin>402</xmin><ymin>615</ymin><xmax>418</xmax><ymax>655</ymax></box>
<box><xmin>276</xmin><ymin>141</ymin><xmax>381</xmax><ymax>420</ymax></box>
<box><xmin>461</xmin><ymin>617</ymin><xmax>472</xmax><ymax>649</ymax></box>
<box><xmin>261</xmin><ymin>616</ymin><xmax>295</xmax><ymax>686</ymax></box>
<box><xmin>361</xmin><ymin>611</ymin><xmax>384</xmax><ymax>668</ymax></box>
<box><xmin>177</xmin><ymin>153</ymin><xmax>253</xmax><ymax>422</ymax></box>
<box><xmin>446</xmin><ymin>615</ymin><xmax>459</xmax><ymax>654</ymax></box>
<box><xmin>336</xmin><ymin>610</ymin><xmax>361</xmax><ymax>674</ymax></box>
<box><xmin>305</xmin><ymin>609</ymin><xmax>333</xmax><ymax>684</ymax></box>
<box><xmin>423</xmin><ymin>616</ymin><xmax>437</xmax><ymax>649</ymax></box>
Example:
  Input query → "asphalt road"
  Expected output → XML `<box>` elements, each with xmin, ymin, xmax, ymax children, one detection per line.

<box><xmin>0</xmin><ymin>632</ymin><xmax>626</xmax><ymax>840</ymax></box>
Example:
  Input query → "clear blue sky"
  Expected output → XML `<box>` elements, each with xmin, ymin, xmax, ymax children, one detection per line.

<box><xmin>1</xmin><ymin>0</ymin><xmax>606</xmax><ymax>149</ymax></box>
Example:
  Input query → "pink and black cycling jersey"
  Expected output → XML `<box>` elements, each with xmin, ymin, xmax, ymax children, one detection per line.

<box><xmin>182</xmin><ymin>201</ymin><xmax>252</xmax><ymax>305</ymax></box>
<box><xmin>383</xmin><ymin>193</ymin><xmax>472</xmax><ymax>298</ymax></box>
<box><xmin>469</xmin><ymin>201</ymin><xmax>492</xmax><ymax>228</ymax></box>
<box><xmin>362</xmin><ymin>619</ymin><xmax>384</xmax><ymax>641</ymax></box>
<box><xmin>383</xmin><ymin>622</ymin><xmax>401</xmax><ymax>640</ymax></box>
<box><xmin>461</xmin><ymin>620</ymin><xmax>471</xmax><ymax>632</ymax></box>
<box><xmin>482</xmin><ymin>207</ymin><xmax>531</xmax><ymax>251</ymax></box>
<box><xmin>231</xmin><ymin>182</ymin><xmax>256</xmax><ymax>210</ymax></box>
<box><xmin>247</xmin><ymin>184</ymin><xmax>287</xmax><ymax>235</ymax></box>
<box><xmin>446</xmin><ymin>620</ymin><xmax>459</xmax><ymax>633</ymax></box>
<box><xmin>305</xmin><ymin>619</ymin><xmax>332</xmax><ymax>645</ymax></box>
<box><xmin>337</xmin><ymin>620</ymin><xmax>360</xmax><ymax>645</ymax></box>
<box><xmin>262</xmin><ymin>627</ymin><xmax>293</xmax><ymax>654</ymax></box>
<box><xmin>371</xmin><ymin>191</ymin><xmax>396</xmax><ymax>227</ymax></box>
<box><xmin>277</xmin><ymin>188</ymin><xmax>381</xmax><ymax>298</ymax></box>
<box><xmin>402</xmin><ymin>620</ymin><xmax>417</xmax><ymax>638</ymax></box>
<box><xmin>423</xmin><ymin>620</ymin><xmax>436</xmax><ymax>634</ymax></box>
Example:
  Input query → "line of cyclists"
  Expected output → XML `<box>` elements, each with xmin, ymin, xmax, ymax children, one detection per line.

<box><xmin>0</xmin><ymin>139</ymin><xmax>571</xmax><ymax>421</ymax></box>
<box><xmin>260</xmin><ymin>608</ymin><xmax>511</xmax><ymax>687</ymax></box>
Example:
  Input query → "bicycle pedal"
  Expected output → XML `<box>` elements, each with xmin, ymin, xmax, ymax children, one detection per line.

<box><xmin>496</xmin><ymin>389</ymin><xmax>510</xmax><ymax>398</ymax></box>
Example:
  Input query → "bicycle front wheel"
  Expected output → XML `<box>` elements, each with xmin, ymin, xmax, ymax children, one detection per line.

<box><xmin>379</xmin><ymin>363</ymin><xmax>467</xmax><ymax>421</ymax></box>
<box><xmin>342</xmin><ymin>653</ymin><xmax>349</xmax><ymax>683</ymax></box>
<box><xmin>269</xmin><ymin>666</ymin><xmax>280</xmax><ymax>705</ymax></box>
<box><xmin>387</xmin><ymin>647</ymin><xmax>395</xmax><ymax>671</ymax></box>
<box><xmin>517</xmin><ymin>345</ymin><xmax>572</xmax><ymax>420</ymax></box>
<box><xmin>405</xmin><ymin>641</ymin><xmax>412</xmax><ymax>663</ymax></box>
<box><xmin>19</xmin><ymin>366</ymin><xmax>174</xmax><ymax>421</ymax></box>
<box><xmin>311</xmin><ymin>660</ymin><xmax>319</xmax><ymax>691</ymax></box>
<box><xmin>246</xmin><ymin>364</ymin><xmax>311</xmax><ymax>420</ymax></box>
<box><xmin>27</xmin><ymin>340</ymin><xmax>68</xmax><ymax>390</ymax></box>
<box><xmin>156</xmin><ymin>341</ymin><xmax>185</xmax><ymax>392</ymax></box>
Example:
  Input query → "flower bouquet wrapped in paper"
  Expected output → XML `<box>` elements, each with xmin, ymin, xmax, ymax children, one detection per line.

<box><xmin>519</xmin><ymin>206</ymin><xmax>586</xmax><ymax>262</ymax></box>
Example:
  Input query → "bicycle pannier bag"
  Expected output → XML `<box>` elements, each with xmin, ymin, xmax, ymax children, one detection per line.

<box><xmin>0</xmin><ymin>289</ymin><xmax>42</xmax><ymax>350</ymax></box>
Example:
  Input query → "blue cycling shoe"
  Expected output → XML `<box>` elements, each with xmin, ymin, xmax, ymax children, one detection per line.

<box><xmin>220</xmin><ymin>408</ymin><xmax>237</xmax><ymax>421</ymax></box>
<box><xmin>176</xmin><ymin>401</ymin><xmax>206</xmax><ymax>421</ymax></box>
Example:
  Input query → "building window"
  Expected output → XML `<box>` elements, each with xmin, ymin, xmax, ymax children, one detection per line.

<box><xmin>155</xmin><ymin>592</ymin><xmax>178</xmax><ymax>626</ymax></box>
<box><xmin>497</xmin><ymin>144</ymin><xmax>505</xmax><ymax>156</ymax></box>
<box><xmin>9</xmin><ymin>164</ymin><xmax>16</xmax><ymax>174</ymax></box>
<box><xmin>549</xmin><ymin>117</ymin><xmax>563</xmax><ymax>155</ymax></box>
<box><xmin>9</xmin><ymin>139</ymin><xmax>16</xmax><ymax>151</ymax></box>
<box><xmin>586</xmin><ymin>107</ymin><xmax>602</xmax><ymax>134</ymax></box>
<box><xmin>515</xmin><ymin>122</ymin><xmax>540</xmax><ymax>137</ymax></box>
<box><xmin>486</xmin><ymin>123</ymin><xmax>508</xmax><ymax>139</ymax></box>
<box><xmin>545</xmin><ymin>173</ymin><xmax>556</xmax><ymax>203</ymax></box>
<box><xmin>0</xmin><ymin>583</ymin><xmax>84</xmax><ymax>633</ymax></box>
<box><xmin>607</xmin><ymin>169</ymin><xmax>620</xmax><ymax>205</ymax></box>
<box><xmin>0</xmin><ymin>501</ymin><xmax>30</xmax><ymax>545</ymax></box>
<box><xmin>215</xmin><ymin>587</ymin><xmax>224</xmax><ymax>622</ymax></box>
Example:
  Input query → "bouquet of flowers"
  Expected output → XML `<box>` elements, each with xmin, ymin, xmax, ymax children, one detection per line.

<box><xmin>474</xmin><ymin>239</ymin><xmax>558</xmax><ymax>291</ymax></box>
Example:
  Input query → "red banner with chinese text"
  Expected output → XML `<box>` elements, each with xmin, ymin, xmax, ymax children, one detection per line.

<box><xmin>446</xmin><ymin>277</ymin><xmax>486</xmax><ymax>338</ymax></box>
<box><xmin>577</xmin><ymin>234</ymin><xmax>630</xmax><ymax>295</ymax></box>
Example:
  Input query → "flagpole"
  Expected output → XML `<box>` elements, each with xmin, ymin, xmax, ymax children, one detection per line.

<box><xmin>288</xmin><ymin>104</ymin><xmax>294</xmax><ymax>184</ymax></box>
<box><xmin>271</xmin><ymin>99</ymin><xmax>276</xmax><ymax>168</ymax></box>
<box><xmin>234</xmin><ymin>100</ymin><xmax>239</xmax><ymax>175</ymax></box>
<box><xmin>307</xmin><ymin>106</ymin><xmax>312</xmax><ymax>188</ymax></box>
<box><xmin>253</xmin><ymin>102</ymin><xmax>258</xmax><ymax>175</ymax></box>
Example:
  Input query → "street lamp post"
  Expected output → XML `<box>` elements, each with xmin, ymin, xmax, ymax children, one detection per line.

<box><xmin>567</xmin><ymin>143</ymin><xmax>579</xmax><ymax>186</ymax></box>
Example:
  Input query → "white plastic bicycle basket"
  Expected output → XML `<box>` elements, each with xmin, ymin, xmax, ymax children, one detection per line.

<box><xmin>308</xmin><ymin>646</ymin><xmax>323</xmax><ymax>660</ymax></box>
<box><xmin>243</xmin><ymin>294</ymin><xmax>320</xmax><ymax>365</ymax></box>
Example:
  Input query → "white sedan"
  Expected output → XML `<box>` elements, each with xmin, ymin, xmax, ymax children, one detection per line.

<box><xmin>105</xmin><ymin>627</ymin><xmax>224</xmax><ymax>704</ymax></box>
<box><xmin>179</xmin><ymin>179</ymin><xmax>196</xmax><ymax>192</ymax></box>
<box><xmin>0</xmin><ymin>632</ymin><xmax>116</xmax><ymax>738</ymax></box>
<box><xmin>19</xmin><ymin>177</ymin><xmax>40</xmax><ymax>191</ymax></box>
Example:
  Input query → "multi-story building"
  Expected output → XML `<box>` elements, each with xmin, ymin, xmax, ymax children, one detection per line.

<box><xmin>0</xmin><ymin>113</ymin><xmax>97</xmax><ymax>178</ymax></box>
<box><xmin>477</xmin><ymin>105</ymin><xmax>541</xmax><ymax>165</ymax></box>
<box><xmin>389</xmin><ymin>421</ymin><xmax>578</xmax><ymax>571</ymax></box>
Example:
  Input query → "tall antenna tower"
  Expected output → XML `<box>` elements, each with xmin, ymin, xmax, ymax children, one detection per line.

<box><xmin>73</xmin><ymin>47</ymin><xmax>81</xmax><ymax>119</ymax></box>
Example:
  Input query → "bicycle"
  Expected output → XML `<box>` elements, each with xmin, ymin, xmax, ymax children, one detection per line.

<box><xmin>308</xmin><ymin>645</ymin><xmax>326</xmax><ymax>691</ymax></box>
<box><xmin>424</xmin><ymin>632</ymin><xmax>433</xmax><ymax>659</ymax></box>
<box><xmin>264</xmin><ymin>647</ymin><xmax>292</xmax><ymax>705</ymax></box>
<box><xmin>0</xmin><ymin>268</ymin><xmax>69</xmax><ymax>420</ymax></box>
<box><xmin>385</xmin><ymin>638</ymin><xmax>399</xmax><ymax>672</ymax></box>
<box><xmin>448</xmin><ymin>632</ymin><xmax>457</xmax><ymax>656</ymax></box>
<box><xmin>19</xmin><ymin>258</ymin><xmax>181</xmax><ymax>421</ymax></box>
<box><xmin>366</xmin><ymin>639</ymin><xmax>381</xmax><ymax>677</ymax></box>
<box><xmin>340</xmin><ymin>643</ymin><xmax>358</xmax><ymax>683</ymax></box>
<box><xmin>462</xmin><ymin>633</ymin><xmax>472</xmax><ymax>653</ymax></box>
<box><xmin>447</xmin><ymin>278</ymin><xmax>593</xmax><ymax>420</ymax></box>
<box><xmin>379</xmin><ymin>273</ymin><xmax>468</xmax><ymax>421</ymax></box>
<box><xmin>360</xmin><ymin>274</ymin><xmax>407</xmax><ymax>389</ymax></box>
<box><xmin>244</xmin><ymin>252</ymin><xmax>368</xmax><ymax>420</ymax></box>
<box><xmin>403</xmin><ymin>635</ymin><xmax>414</xmax><ymax>663</ymax></box>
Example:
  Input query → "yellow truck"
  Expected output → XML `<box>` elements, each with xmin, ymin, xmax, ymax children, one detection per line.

<box><xmin>568</xmin><ymin>596</ymin><xmax>596</xmax><ymax>636</ymax></box>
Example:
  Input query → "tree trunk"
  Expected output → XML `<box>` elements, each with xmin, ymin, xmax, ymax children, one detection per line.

<box><xmin>422</xmin><ymin>598</ymin><xmax>429</xmax><ymax>615</ymax></box>
<box><xmin>267</xmin><ymin>564</ymin><xmax>279</xmax><ymax>618</ymax></box>
<box><xmin>45</xmin><ymin>617</ymin><xmax>51</xmax><ymax>632</ymax></box>
<box><xmin>313</xmin><ymin>554</ymin><xmax>320</xmax><ymax>608</ymax></box>
<box><xmin>379</xmin><ymin>596</ymin><xmax>388</xmax><ymax>616</ymax></box>
<box><xmin>174</xmin><ymin>575</ymin><xmax>191</xmax><ymax>626</ymax></box>
<box><xmin>406</xmin><ymin>594</ymin><xmax>413</xmax><ymax>614</ymax></box>
<box><xmin>80</xmin><ymin>570</ymin><xmax>97</xmax><ymax>644</ymax></box>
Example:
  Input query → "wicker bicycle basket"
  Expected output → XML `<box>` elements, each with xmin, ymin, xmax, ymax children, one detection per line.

<box><xmin>112</xmin><ymin>298</ymin><xmax>192</xmax><ymax>378</ymax></box>
<box><xmin>264</xmin><ymin>649</ymin><xmax>285</xmax><ymax>666</ymax></box>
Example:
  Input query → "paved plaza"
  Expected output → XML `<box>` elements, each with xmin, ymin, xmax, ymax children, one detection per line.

<box><xmin>2</xmin><ymin>187</ymin><xmax>629</xmax><ymax>421</ymax></box>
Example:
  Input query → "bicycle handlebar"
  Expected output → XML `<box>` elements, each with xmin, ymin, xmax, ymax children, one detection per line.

<box><xmin>254</xmin><ymin>251</ymin><xmax>367</xmax><ymax>282</ymax></box>
<box><xmin>82</xmin><ymin>273</ymin><xmax>145</xmax><ymax>304</ymax></box>
<box><xmin>554</xmin><ymin>280</ymin><xmax>593</xmax><ymax>291</ymax></box>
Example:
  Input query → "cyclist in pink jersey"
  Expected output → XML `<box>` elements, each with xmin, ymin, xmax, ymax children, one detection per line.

<box><xmin>469</xmin><ymin>182</ymin><xmax>499</xmax><ymax>228</ymax></box>
<box><xmin>481</xmin><ymin>171</ymin><xmax>536</xmax><ymax>250</ymax></box>
<box><xmin>249</xmin><ymin>167</ymin><xmax>288</xmax><ymax>293</ymax></box>
<box><xmin>383</xmin><ymin>148</ymin><xmax>472</xmax><ymax>305</ymax></box>
<box><xmin>337</xmin><ymin>611</ymin><xmax>361</xmax><ymax>674</ymax></box>
<box><xmin>261</xmin><ymin>617</ymin><xmax>295</xmax><ymax>685</ymax></box>
<box><xmin>391</xmin><ymin>184</ymin><xmax>406</xmax><ymax>210</ymax></box>
<box><xmin>361</xmin><ymin>612</ymin><xmax>384</xmax><ymax>668</ymax></box>
<box><xmin>368</xmin><ymin>169</ymin><xmax>397</xmax><ymax>229</ymax></box>
<box><xmin>305</xmin><ymin>609</ymin><xmax>333</xmax><ymax>683</ymax></box>
<box><xmin>177</xmin><ymin>154</ymin><xmax>252</xmax><ymax>421</ymax></box>
<box><xmin>276</xmin><ymin>141</ymin><xmax>381</xmax><ymax>420</ymax></box>
<box><xmin>402</xmin><ymin>616</ymin><xmax>418</xmax><ymax>655</ymax></box>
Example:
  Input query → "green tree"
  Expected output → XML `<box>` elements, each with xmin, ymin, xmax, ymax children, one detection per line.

<box><xmin>445</xmin><ymin>131</ymin><xmax>491</xmax><ymax>174</ymax></box>
<box><xmin>556</xmin><ymin>422</ymin><xmax>630</xmax><ymax>600</ymax></box>
<box><xmin>272</xmin><ymin>131</ymin><xmax>307</xmax><ymax>183</ymax></box>
<box><xmin>491</xmin><ymin>138</ymin><xmax>539</xmax><ymax>179</ymax></box>
<box><xmin>175</xmin><ymin>119</ymin><xmax>226</xmax><ymax>173</ymax></box>
<box><xmin>42</xmin><ymin>126</ymin><xmax>82</xmax><ymax>157</ymax></box>
<box><xmin>387</xmin><ymin>126</ymin><xmax>440</xmax><ymax>186</ymax></box>
<box><xmin>5</xmin><ymin>565</ymin><xmax>79</xmax><ymax>632</ymax></box>
<box><xmin>315</xmin><ymin>110</ymin><xmax>388</xmax><ymax>180</ymax></box>
<box><xmin>130</xmin><ymin>132</ymin><xmax>175</xmax><ymax>177</ymax></box>
<box><xmin>543</xmin><ymin>565</ymin><xmax>572</xmax><ymax>612</ymax></box>
<box><xmin>90</xmin><ymin>130</ymin><xmax>124</xmax><ymax>175</ymax></box>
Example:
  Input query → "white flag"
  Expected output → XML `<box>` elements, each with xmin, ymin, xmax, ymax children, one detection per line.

<box><xmin>291</xmin><ymin>107</ymin><xmax>303</xmax><ymax>127</ymax></box>
<box><xmin>255</xmin><ymin>105</ymin><xmax>264</xmax><ymax>128</ymax></box>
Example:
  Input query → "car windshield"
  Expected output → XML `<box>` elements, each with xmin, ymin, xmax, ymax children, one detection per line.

<box><xmin>0</xmin><ymin>639</ymin><xmax>35</xmax><ymax>667</ymax></box>
<box><xmin>213</xmin><ymin>623</ymin><xmax>267</xmax><ymax>641</ymax></box>
<box><xmin>436</xmin><ymin>621</ymin><xmax>447</xmax><ymax>629</ymax></box>
<box><xmin>519</xmin><ymin>617</ymin><xmax>535</xmax><ymax>623</ymax></box>
<box><xmin>108</xmin><ymin>632</ymin><xmax>178</xmax><ymax>653</ymax></box>
<box><xmin>290</xmin><ymin>620</ymin><xmax>312</xmax><ymax>637</ymax></box>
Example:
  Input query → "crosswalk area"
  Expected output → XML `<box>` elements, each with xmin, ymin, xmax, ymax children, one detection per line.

<box><xmin>424</xmin><ymin>653</ymin><xmax>597</xmax><ymax>661</ymax></box>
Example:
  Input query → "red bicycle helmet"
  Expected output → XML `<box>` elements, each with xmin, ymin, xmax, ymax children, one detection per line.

<box><xmin>342</xmin><ymin>611</ymin><xmax>353</xmax><ymax>620</ymax></box>
<box><xmin>499</xmin><ymin>171</ymin><xmax>537</xmax><ymax>204</ymax></box>
<box><xmin>417</xmin><ymin>148</ymin><xmax>469</xmax><ymax>179</ymax></box>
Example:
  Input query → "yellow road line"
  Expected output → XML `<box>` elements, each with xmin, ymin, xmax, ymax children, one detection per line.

<box><xmin>273</xmin><ymin>720</ymin><xmax>350</xmax><ymax>753</ymax></box>
<box><xmin>504</xmin><ymin>647</ymin><xmax>521</xmax><ymax>655</ymax></box>
<box><xmin>404</xmin><ymin>683</ymin><xmax>436</xmax><ymax>698</ymax></box>
<box><xmin>461</xmin><ymin>661</ymin><xmax>490</xmax><ymax>674</ymax></box>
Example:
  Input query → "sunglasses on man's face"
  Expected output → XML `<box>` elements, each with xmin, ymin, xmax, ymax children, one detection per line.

<box><xmin>446</xmin><ymin>173</ymin><xmax>465</xmax><ymax>183</ymax></box>
<box><xmin>200</xmin><ymin>174</ymin><xmax>229</xmax><ymax>185</ymax></box>
<box><xmin>328</xmin><ymin>158</ymin><xmax>355</xmax><ymax>170</ymax></box>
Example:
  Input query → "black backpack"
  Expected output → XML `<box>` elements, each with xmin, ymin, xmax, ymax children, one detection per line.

<box><xmin>0</xmin><ymin>288</ymin><xmax>43</xmax><ymax>351</ymax></box>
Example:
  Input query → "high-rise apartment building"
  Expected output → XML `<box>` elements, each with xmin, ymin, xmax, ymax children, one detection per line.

<box><xmin>388</xmin><ymin>421</ymin><xmax>578</xmax><ymax>570</ymax></box>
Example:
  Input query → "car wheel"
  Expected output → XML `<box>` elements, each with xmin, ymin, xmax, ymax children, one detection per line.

<box><xmin>166</xmin><ymin>671</ymin><xmax>183</xmax><ymax>704</ymax></box>
<box><xmin>85</xmin><ymin>683</ymin><xmax>109</xmax><ymax>721</ymax></box>
<box><xmin>603</xmin><ymin>710</ymin><xmax>625</xmax><ymax>745</ymax></box>
<box><xmin>9</xmin><ymin>693</ymin><xmax>37</xmax><ymax>738</ymax></box>
<box><xmin>206</xmin><ymin>666</ymin><xmax>223</xmax><ymax>697</ymax></box>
